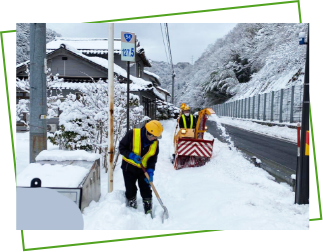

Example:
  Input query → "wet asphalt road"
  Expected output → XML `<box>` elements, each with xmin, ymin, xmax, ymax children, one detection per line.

<box><xmin>206</xmin><ymin>120</ymin><xmax>297</xmax><ymax>171</ymax></box>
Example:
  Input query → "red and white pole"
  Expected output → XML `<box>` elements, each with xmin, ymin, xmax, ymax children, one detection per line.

<box><xmin>293</xmin><ymin>123</ymin><xmax>301</xmax><ymax>192</ymax></box>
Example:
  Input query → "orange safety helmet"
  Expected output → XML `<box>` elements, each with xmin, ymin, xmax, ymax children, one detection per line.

<box><xmin>145</xmin><ymin>120</ymin><xmax>163</xmax><ymax>137</ymax></box>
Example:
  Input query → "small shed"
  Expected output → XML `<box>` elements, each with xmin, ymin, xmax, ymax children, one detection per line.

<box><xmin>16</xmin><ymin>150</ymin><xmax>101</xmax><ymax>212</ymax></box>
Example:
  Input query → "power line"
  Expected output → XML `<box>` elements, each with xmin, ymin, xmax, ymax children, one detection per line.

<box><xmin>160</xmin><ymin>23</ymin><xmax>170</xmax><ymax>65</ymax></box>
<box><xmin>164</xmin><ymin>23</ymin><xmax>176</xmax><ymax>104</ymax></box>
<box><xmin>164</xmin><ymin>23</ymin><xmax>174</xmax><ymax>73</ymax></box>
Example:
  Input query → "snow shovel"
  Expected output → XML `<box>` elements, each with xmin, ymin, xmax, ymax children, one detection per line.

<box><xmin>140</xmin><ymin>164</ymin><xmax>169</xmax><ymax>223</ymax></box>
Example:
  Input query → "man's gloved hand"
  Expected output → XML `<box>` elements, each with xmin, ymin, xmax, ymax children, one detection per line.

<box><xmin>144</xmin><ymin>168</ymin><xmax>154</xmax><ymax>185</ymax></box>
<box><xmin>129</xmin><ymin>152</ymin><xmax>142</xmax><ymax>164</ymax></box>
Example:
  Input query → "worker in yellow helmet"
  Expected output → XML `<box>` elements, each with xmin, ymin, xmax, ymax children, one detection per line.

<box><xmin>119</xmin><ymin>120</ymin><xmax>163</xmax><ymax>215</ymax></box>
<box><xmin>179</xmin><ymin>105</ymin><xmax>196</xmax><ymax>129</ymax></box>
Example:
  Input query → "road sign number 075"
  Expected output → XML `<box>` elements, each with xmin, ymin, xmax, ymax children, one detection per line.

<box><xmin>122</xmin><ymin>48</ymin><xmax>134</xmax><ymax>57</ymax></box>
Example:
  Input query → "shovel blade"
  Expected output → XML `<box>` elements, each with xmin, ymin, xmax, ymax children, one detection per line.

<box><xmin>162</xmin><ymin>206</ymin><xmax>169</xmax><ymax>223</ymax></box>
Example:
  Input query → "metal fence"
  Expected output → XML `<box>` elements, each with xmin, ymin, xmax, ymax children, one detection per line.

<box><xmin>211</xmin><ymin>85</ymin><xmax>304</xmax><ymax>123</ymax></box>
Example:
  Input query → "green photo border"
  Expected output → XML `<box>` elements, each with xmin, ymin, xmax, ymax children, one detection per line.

<box><xmin>1</xmin><ymin>0</ymin><xmax>321</xmax><ymax>251</ymax></box>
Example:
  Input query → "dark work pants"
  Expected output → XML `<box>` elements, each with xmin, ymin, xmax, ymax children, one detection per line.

<box><xmin>122</xmin><ymin>167</ymin><xmax>152</xmax><ymax>200</ymax></box>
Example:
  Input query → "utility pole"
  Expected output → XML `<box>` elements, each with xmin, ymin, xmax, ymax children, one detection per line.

<box><xmin>29</xmin><ymin>23</ymin><xmax>47</xmax><ymax>163</ymax></box>
<box><xmin>295</xmin><ymin>25</ymin><xmax>309</xmax><ymax>204</ymax></box>
<box><xmin>108</xmin><ymin>23</ymin><xmax>115</xmax><ymax>193</ymax></box>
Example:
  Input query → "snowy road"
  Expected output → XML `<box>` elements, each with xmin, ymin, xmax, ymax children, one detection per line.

<box><xmin>206</xmin><ymin>120</ymin><xmax>297</xmax><ymax>171</ymax></box>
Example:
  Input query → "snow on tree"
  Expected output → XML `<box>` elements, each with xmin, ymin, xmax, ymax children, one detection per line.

<box><xmin>49</xmin><ymin>79</ymin><xmax>145</xmax><ymax>172</ymax></box>
<box><xmin>150</xmin><ymin>23</ymin><xmax>307</xmax><ymax>108</ymax></box>
<box><xmin>16</xmin><ymin>67</ymin><xmax>64</xmax><ymax>128</ymax></box>
<box><xmin>16</xmin><ymin>23</ymin><xmax>61</xmax><ymax>65</ymax></box>
<box><xmin>156</xmin><ymin>100</ymin><xmax>180</xmax><ymax>120</ymax></box>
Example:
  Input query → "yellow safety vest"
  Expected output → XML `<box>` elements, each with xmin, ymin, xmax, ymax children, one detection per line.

<box><xmin>122</xmin><ymin>128</ymin><xmax>158</xmax><ymax>168</ymax></box>
<box><xmin>182</xmin><ymin>114</ymin><xmax>194</xmax><ymax>129</ymax></box>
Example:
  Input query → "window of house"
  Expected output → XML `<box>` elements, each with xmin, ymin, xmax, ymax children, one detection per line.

<box><xmin>62</xmin><ymin>57</ymin><xmax>68</xmax><ymax>60</ymax></box>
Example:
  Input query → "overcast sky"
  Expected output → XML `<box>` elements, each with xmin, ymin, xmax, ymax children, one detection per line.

<box><xmin>47</xmin><ymin>23</ymin><xmax>236</xmax><ymax>64</ymax></box>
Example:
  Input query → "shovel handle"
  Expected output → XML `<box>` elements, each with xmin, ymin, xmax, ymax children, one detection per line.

<box><xmin>140</xmin><ymin>165</ymin><xmax>161</xmax><ymax>199</ymax></box>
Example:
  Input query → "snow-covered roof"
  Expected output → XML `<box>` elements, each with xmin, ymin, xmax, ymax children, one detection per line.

<box><xmin>143</xmin><ymin>70</ymin><xmax>160</xmax><ymax>80</ymax></box>
<box><xmin>16</xmin><ymin>61</ymin><xmax>29</xmax><ymax>68</ymax></box>
<box><xmin>47</xmin><ymin>37</ymin><xmax>151</xmax><ymax>67</ymax></box>
<box><xmin>51</xmin><ymin>81</ymin><xmax>165</xmax><ymax>100</ymax></box>
<box><xmin>46</xmin><ymin>38</ymin><xmax>122</xmax><ymax>53</ymax></box>
<box><xmin>156</xmin><ymin>86</ymin><xmax>171</xmax><ymax>96</ymax></box>
<box><xmin>17</xmin><ymin>42</ymin><xmax>162</xmax><ymax>99</ymax></box>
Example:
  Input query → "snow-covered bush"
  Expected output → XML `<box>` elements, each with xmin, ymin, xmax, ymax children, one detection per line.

<box><xmin>156</xmin><ymin>100</ymin><xmax>180</xmax><ymax>120</ymax></box>
<box><xmin>49</xmin><ymin>78</ymin><xmax>145</xmax><ymax>172</ymax></box>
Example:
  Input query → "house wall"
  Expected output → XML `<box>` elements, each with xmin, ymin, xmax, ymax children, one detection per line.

<box><xmin>48</xmin><ymin>54</ymin><xmax>106</xmax><ymax>78</ymax></box>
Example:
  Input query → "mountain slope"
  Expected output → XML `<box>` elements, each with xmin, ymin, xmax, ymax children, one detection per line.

<box><xmin>149</xmin><ymin>23</ymin><xmax>308</xmax><ymax>109</ymax></box>
<box><xmin>16</xmin><ymin>23</ymin><xmax>61</xmax><ymax>65</ymax></box>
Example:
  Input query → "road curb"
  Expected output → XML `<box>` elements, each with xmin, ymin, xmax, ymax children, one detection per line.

<box><xmin>239</xmin><ymin>147</ymin><xmax>296</xmax><ymax>189</ymax></box>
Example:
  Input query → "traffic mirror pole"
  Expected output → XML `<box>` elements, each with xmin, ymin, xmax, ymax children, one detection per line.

<box><xmin>295</xmin><ymin>24</ymin><xmax>309</xmax><ymax>204</ymax></box>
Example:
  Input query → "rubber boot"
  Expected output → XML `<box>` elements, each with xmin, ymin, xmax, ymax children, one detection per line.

<box><xmin>126</xmin><ymin>196</ymin><xmax>137</xmax><ymax>209</ymax></box>
<box><xmin>143</xmin><ymin>198</ymin><xmax>152</xmax><ymax>214</ymax></box>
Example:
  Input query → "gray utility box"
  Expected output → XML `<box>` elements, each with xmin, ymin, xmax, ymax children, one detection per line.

<box><xmin>17</xmin><ymin>159</ymin><xmax>101</xmax><ymax>212</ymax></box>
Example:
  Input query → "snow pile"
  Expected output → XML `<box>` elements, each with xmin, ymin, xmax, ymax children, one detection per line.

<box><xmin>35</xmin><ymin>150</ymin><xmax>100</xmax><ymax>162</ymax></box>
<box><xmin>17</xmin><ymin>163</ymin><xmax>89</xmax><ymax>188</ymax></box>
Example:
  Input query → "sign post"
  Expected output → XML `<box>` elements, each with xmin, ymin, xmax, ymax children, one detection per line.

<box><xmin>121</xmin><ymin>31</ymin><xmax>136</xmax><ymax>131</ymax></box>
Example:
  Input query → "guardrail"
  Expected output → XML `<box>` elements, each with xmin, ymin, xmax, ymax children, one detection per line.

<box><xmin>211</xmin><ymin>85</ymin><xmax>304</xmax><ymax>123</ymax></box>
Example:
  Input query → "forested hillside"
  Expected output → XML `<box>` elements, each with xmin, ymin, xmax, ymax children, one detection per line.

<box><xmin>150</xmin><ymin>23</ymin><xmax>308</xmax><ymax>109</ymax></box>
<box><xmin>16</xmin><ymin>23</ymin><xmax>61</xmax><ymax>64</ymax></box>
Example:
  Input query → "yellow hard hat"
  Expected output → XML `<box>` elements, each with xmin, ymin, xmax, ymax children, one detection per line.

<box><xmin>180</xmin><ymin>103</ymin><xmax>187</xmax><ymax>110</ymax></box>
<box><xmin>183</xmin><ymin>105</ymin><xmax>190</xmax><ymax>111</ymax></box>
<box><xmin>145</xmin><ymin>120</ymin><xmax>163</xmax><ymax>137</ymax></box>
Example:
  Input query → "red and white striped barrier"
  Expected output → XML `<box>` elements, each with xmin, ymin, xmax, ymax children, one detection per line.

<box><xmin>177</xmin><ymin>139</ymin><xmax>214</xmax><ymax>158</ymax></box>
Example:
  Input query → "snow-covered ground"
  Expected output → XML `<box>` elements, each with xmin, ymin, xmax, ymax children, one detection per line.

<box><xmin>15</xmin><ymin>119</ymin><xmax>308</xmax><ymax>230</ymax></box>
